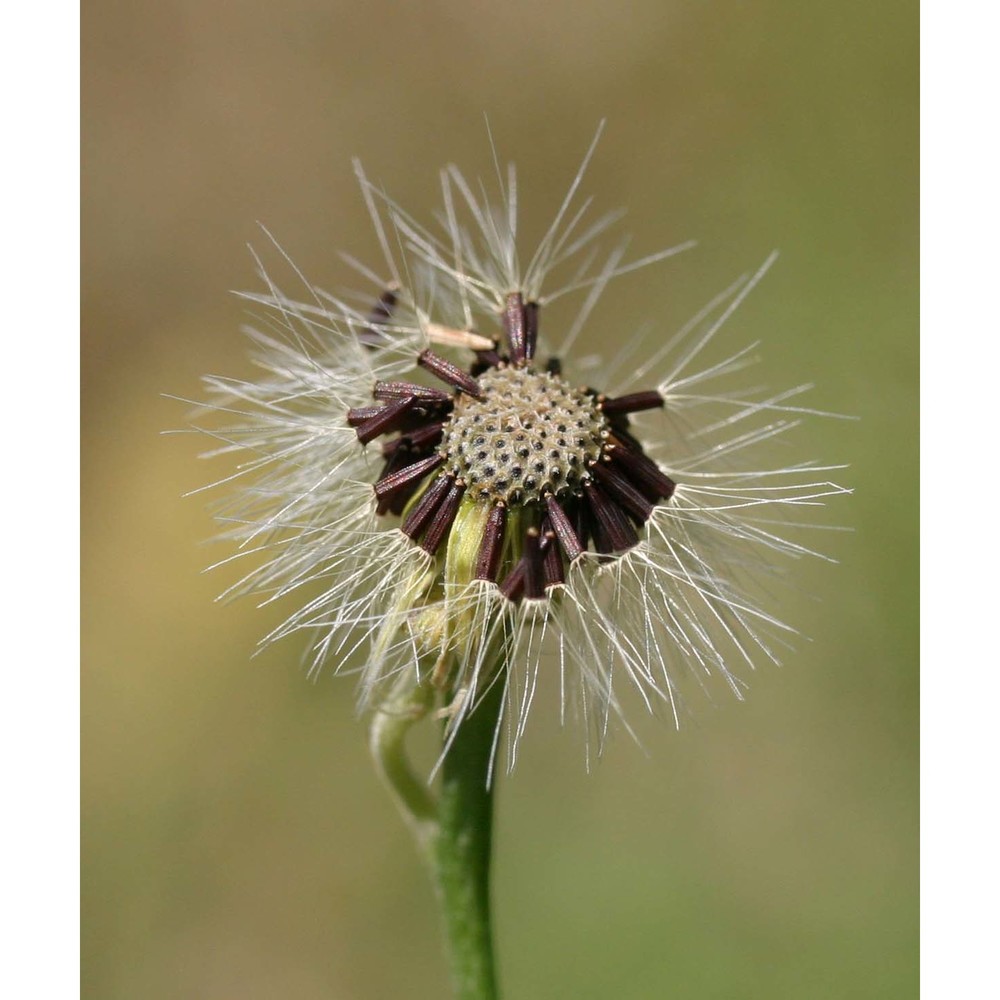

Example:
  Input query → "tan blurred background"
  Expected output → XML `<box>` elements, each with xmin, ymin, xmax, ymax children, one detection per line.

<box><xmin>83</xmin><ymin>2</ymin><xmax>916</xmax><ymax>997</ymax></box>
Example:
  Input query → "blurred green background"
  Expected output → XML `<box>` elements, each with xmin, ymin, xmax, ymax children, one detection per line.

<box><xmin>83</xmin><ymin>1</ymin><xmax>916</xmax><ymax>997</ymax></box>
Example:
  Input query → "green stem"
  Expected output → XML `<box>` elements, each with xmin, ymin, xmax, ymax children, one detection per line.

<box><xmin>370</xmin><ymin>669</ymin><xmax>505</xmax><ymax>1000</ymax></box>
<box><xmin>369</xmin><ymin>672</ymin><xmax>438</xmax><ymax>862</ymax></box>
<box><xmin>433</xmin><ymin>678</ymin><xmax>504</xmax><ymax>1000</ymax></box>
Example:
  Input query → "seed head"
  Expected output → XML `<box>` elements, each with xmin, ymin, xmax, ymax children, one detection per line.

<box><xmin>188</xmin><ymin>129</ymin><xmax>849</xmax><ymax>767</ymax></box>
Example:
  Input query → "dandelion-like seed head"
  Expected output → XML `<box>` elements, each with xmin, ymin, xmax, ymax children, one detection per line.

<box><xmin>189</xmin><ymin>127</ymin><xmax>849</xmax><ymax>767</ymax></box>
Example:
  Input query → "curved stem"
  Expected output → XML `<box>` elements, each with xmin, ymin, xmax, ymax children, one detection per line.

<box><xmin>434</xmin><ymin>678</ymin><xmax>505</xmax><ymax>1000</ymax></box>
<box><xmin>369</xmin><ymin>672</ymin><xmax>438</xmax><ymax>861</ymax></box>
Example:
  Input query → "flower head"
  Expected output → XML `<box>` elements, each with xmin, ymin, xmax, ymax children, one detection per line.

<box><xmin>193</xmin><ymin>131</ymin><xmax>848</xmax><ymax>766</ymax></box>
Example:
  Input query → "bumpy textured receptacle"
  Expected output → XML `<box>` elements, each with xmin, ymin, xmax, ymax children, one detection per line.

<box><xmin>349</xmin><ymin>289</ymin><xmax>673</xmax><ymax>602</ymax></box>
